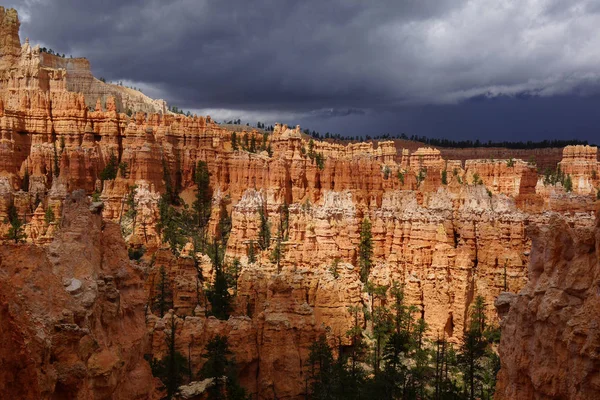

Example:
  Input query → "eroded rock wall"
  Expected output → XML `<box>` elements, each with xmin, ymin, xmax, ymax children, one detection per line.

<box><xmin>494</xmin><ymin>215</ymin><xmax>600</xmax><ymax>400</ymax></box>
<box><xmin>0</xmin><ymin>191</ymin><xmax>158</xmax><ymax>399</ymax></box>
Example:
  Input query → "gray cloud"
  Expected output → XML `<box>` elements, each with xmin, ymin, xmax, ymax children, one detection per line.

<box><xmin>6</xmin><ymin>0</ymin><xmax>600</xmax><ymax>140</ymax></box>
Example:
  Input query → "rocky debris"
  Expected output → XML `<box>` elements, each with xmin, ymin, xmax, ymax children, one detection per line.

<box><xmin>177</xmin><ymin>378</ymin><xmax>215</xmax><ymax>399</ymax></box>
<box><xmin>64</xmin><ymin>278</ymin><xmax>83</xmax><ymax>294</ymax></box>
<box><xmin>494</xmin><ymin>291</ymin><xmax>517</xmax><ymax>321</ymax></box>
<box><xmin>89</xmin><ymin>201</ymin><xmax>104</xmax><ymax>214</ymax></box>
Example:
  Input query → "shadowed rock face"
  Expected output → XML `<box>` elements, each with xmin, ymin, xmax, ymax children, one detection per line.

<box><xmin>495</xmin><ymin>215</ymin><xmax>600</xmax><ymax>400</ymax></box>
<box><xmin>0</xmin><ymin>191</ymin><xmax>158</xmax><ymax>399</ymax></box>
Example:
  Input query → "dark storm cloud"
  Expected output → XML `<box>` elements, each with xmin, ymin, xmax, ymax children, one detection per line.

<box><xmin>7</xmin><ymin>0</ymin><xmax>600</xmax><ymax>141</ymax></box>
<box><xmin>12</xmin><ymin>0</ymin><xmax>460</xmax><ymax>110</ymax></box>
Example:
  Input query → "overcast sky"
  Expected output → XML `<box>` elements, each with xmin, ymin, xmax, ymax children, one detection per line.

<box><xmin>9</xmin><ymin>0</ymin><xmax>600</xmax><ymax>141</ymax></box>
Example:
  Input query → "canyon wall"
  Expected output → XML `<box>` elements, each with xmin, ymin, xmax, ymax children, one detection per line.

<box><xmin>0</xmin><ymin>191</ymin><xmax>158</xmax><ymax>399</ymax></box>
<box><xmin>494</xmin><ymin>214</ymin><xmax>600</xmax><ymax>399</ymax></box>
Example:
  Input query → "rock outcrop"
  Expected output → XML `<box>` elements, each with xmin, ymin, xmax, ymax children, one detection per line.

<box><xmin>0</xmin><ymin>191</ymin><xmax>158</xmax><ymax>399</ymax></box>
<box><xmin>558</xmin><ymin>145</ymin><xmax>600</xmax><ymax>195</ymax></box>
<box><xmin>494</xmin><ymin>215</ymin><xmax>600</xmax><ymax>399</ymax></box>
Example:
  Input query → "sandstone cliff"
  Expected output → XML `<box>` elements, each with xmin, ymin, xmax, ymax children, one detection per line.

<box><xmin>494</xmin><ymin>214</ymin><xmax>600</xmax><ymax>399</ymax></box>
<box><xmin>0</xmin><ymin>191</ymin><xmax>158</xmax><ymax>399</ymax></box>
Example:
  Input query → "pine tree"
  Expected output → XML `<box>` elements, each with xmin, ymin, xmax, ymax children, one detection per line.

<box><xmin>261</xmin><ymin>132</ymin><xmax>268</xmax><ymax>151</ymax></box>
<box><xmin>150</xmin><ymin>313</ymin><xmax>189</xmax><ymax>399</ymax></box>
<box><xmin>358</xmin><ymin>218</ymin><xmax>373</xmax><ymax>283</ymax></box>
<box><xmin>280</xmin><ymin>201</ymin><xmax>289</xmax><ymax>240</ymax></box>
<box><xmin>564</xmin><ymin>174</ymin><xmax>573</xmax><ymax>192</ymax></box>
<box><xmin>157</xmin><ymin>195</ymin><xmax>184</xmax><ymax>254</ymax></box>
<box><xmin>247</xmin><ymin>240</ymin><xmax>256</xmax><ymax>264</ymax></box>
<box><xmin>367</xmin><ymin>284</ymin><xmax>392</xmax><ymax>375</ymax></box>
<box><xmin>258</xmin><ymin>202</ymin><xmax>270</xmax><ymax>250</ymax></box>
<box><xmin>100</xmin><ymin>152</ymin><xmax>119</xmax><ymax>181</ymax></box>
<box><xmin>45</xmin><ymin>206</ymin><xmax>55</xmax><ymax>225</ymax></box>
<box><xmin>5</xmin><ymin>204</ymin><xmax>26</xmax><ymax>243</ymax></box>
<box><xmin>270</xmin><ymin>220</ymin><xmax>283</xmax><ymax>272</ymax></box>
<box><xmin>200</xmin><ymin>335</ymin><xmax>248</xmax><ymax>400</ymax></box>
<box><xmin>194</xmin><ymin>160</ymin><xmax>212</xmax><ymax>229</ymax></box>
<box><xmin>231</xmin><ymin>131</ymin><xmax>238</xmax><ymax>151</ymax></box>
<box><xmin>218</xmin><ymin>203</ymin><xmax>232</xmax><ymax>249</ymax></box>
<box><xmin>206</xmin><ymin>240</ymin><xmax>232</xmax><ymax>320</ymax></box>
<box><xmin>307</xmin><ymin>334</ymin><xmax>335</xmax><ymax>399</ymax></box>
<box><xmin>21</xmin><ymin>169</ymin><xmax>30</xmax><ymax>192</ymax></box>
<box><xmin>346</xmin><ymin>305</ymin><xmax>367</xmax><ymax>387</ymax></box>
<box><xmin>459</xmin><ymin>296</ymin><xmax>488</xmax><ymax>400</ymax></box>
<box><xmin>152</xmin><ymin>266</ymin><xmax>173</xmax><ymax>317</ymax></box>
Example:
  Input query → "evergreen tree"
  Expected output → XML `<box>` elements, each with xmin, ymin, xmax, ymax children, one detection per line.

<box><xmin>458</xmin><ymin>296</ymin><xmax>488</xmax><ymax>400</ymax></box>
<box><xmin>100</xmin><ymin>152</ymin><xmax>119</xmax><ymax>181</ymax></box>
<box><xmin>200</xmin><ymin>335</ymin><xmax>248</xmax><ymax>400</ymax></box>
<box><xmin>45</xmin><ymin>206</ymin><xmax>55</xmax><ymax>225</ymax></box>
<box><xmin>231</xmin><ymin>132</ymin><xmax>238</xmax><ymax>151</ymax></box>
<box><xmin>193</xmin><ymin>160</ymin><xmax>212</xmax><ymax>229</ymax></box>
<box><xmin>307</xmin><ymin>334</ymin><xmax>336</xmax><ymax>399</ymax></box>
<box><xmin>346</xmin><ymin>305</ymin><xmax>367</xmax><ymax>393</ymax></box>
<box><xmin>5</xmin><ymin>204</ymin><xmax>26</xmax><ymax>243</ymax></box>
<box><xmin>280</xmin><ymin>201</ymin><xmax>290</xmax><ymax>240</ymax></box>
<box><xmin>258</xmin><ymin>202</ymin><xmax>271</xmax><ymax>250</ymax></box>
<box><xmin>367</xmin><ymin>284</ymin><xmax>393</xmax><ymax>375</ymax></box>
<box><xmin>218</xmin><ymin>203</ymin><xmax>232</xmax><ymax>248</ymax></box>
<box><xmin>270</xmin><ymin>220</ymin><xmax>284</xmax><ymax>272</ymax></box>
<box><xmin>21</xmin><ymin>169</ymin><xmax>30</xmax><ymax>192</ymax></box>
<box><xmin>261</xmin><ymin>132</ymin><xmax>268</xmax><ymax>151</ymax></box>
<box><xmin>206</xmin><ymin>240</ymin><xmax>232</xmax><ymax>320</ymax></box>
<box><xmin>226</xmin><ymin>258</ymin><xmax>241</xmax><ymax>295</ymax></box>
<box><xmin>247</xmin><ymin>240</ymin><xmax>256</xmax><ymax>264</ymax></box>
<box><xmin>152</xmin><ymin>266</ymin><xmax>173</xmax><ymax>317</ymax></box>
<box><xmin>249</xmin><ymin>135</ymin><xmax>257</xmax><ymax>153</ymax></box>
<box><xmin>358</xmin><ymin>218</ymin><xmax>373</xmax><ymax>283</ymax></box>
<box><xmin>150</xmin><ymin>313</ymin><xmax>189</xmax><ymax>399</ymax></box>
<box><xmin>162</xmin><ymin>157</ymin><xmax>180</xmax><ymax>205</ymax></box>
<box><xmin>564</xmin><ymin>174</ymin><xmax>573</xmax><ymax>192</ymax></box>
<box><xmin>157</xmin><ymin>195</ymin><xmax>184</xmax><ymax>254</ymax></box>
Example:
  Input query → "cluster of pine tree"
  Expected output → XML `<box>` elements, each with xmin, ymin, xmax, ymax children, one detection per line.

<box><xmin>305</xmin><ymin>218</ymin><xmax>501</xmax><ymax>400</ymax></box>
<box><xmin>542</xmin><ymin>165</ymin><xmax>573</xmax><ymax>192</ymax></box>
<box><xmin>304</xmin><ymin>139</ymin><xmax>325</xmax><ymax>170</ymax></box>
<box><xmin>151</xmin><ymin>158</ymin><xmax>250</xmax><ymax>399</ymax></box>
<box><xmin>231</xmin><ymin>131</ymin><xmax>273</xmax><ymax>156</ymax></box>
<box><xmin>306</xmin><ymin>287</ymin><xmax>500</xmax><ymax>400</ymax></box>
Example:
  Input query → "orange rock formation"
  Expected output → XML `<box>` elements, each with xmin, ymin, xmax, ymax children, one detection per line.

<box><xmin>495</xmin><ymin>215</ymin><xmax>600</xmax><ymax>399</ymax></box>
